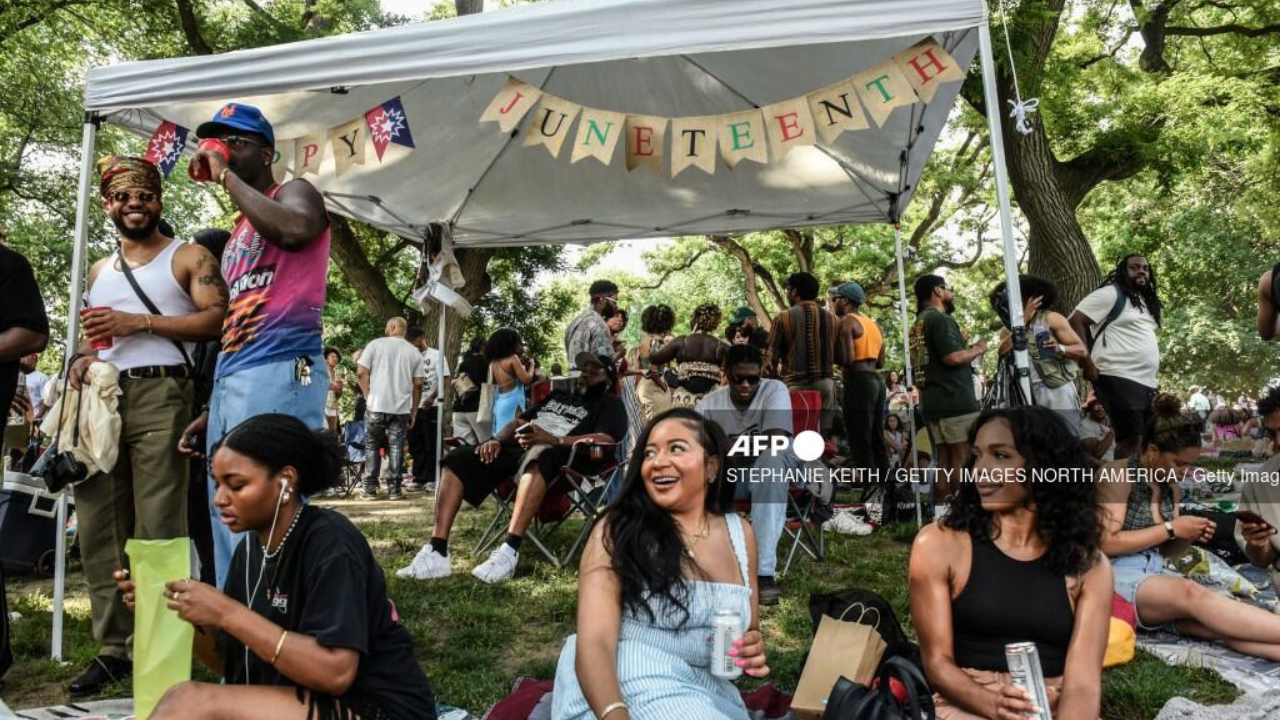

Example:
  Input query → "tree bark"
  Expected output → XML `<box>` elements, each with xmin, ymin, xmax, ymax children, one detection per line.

<box><xmin>328</xmin><ymin>216</ymin><xmax>406</xmax><ymax>321</ymax></box>
<box><xmin>454</xmin><ymin>0</ymin><xmax>484</xmax><ymax>17</ymax></box>
<box><xmin>173</xmin><ymin>0</ymin><xmax>213</xmax><ymax>55</ymax></box>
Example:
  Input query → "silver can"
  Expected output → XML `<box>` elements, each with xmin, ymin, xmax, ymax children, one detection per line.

<box><xmin>710</xmin><ymin>609</ymin><xmax>744</xmax><ymax>679</ymax></box>
<box><xmin>1005</xmin><ymin>642</ymin><xmax>1052</xmax><ymax>720</ymax></box>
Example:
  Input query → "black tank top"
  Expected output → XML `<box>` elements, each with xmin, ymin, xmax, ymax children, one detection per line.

<box><xmin>951</xmin><ymin>536</ymin><xmax>1074</xmax><ymax>677</ymax></box>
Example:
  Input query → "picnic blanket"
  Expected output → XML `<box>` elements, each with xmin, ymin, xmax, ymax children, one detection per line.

<box><xmin>1156</xmin><ymin>689</ymin><xmax>1280</xmax><ymax>719</ymax></box>
<box><xmin>8</xmin><ymin>698</ymin><xmax>475</xmax><ymax>720</ymax></box>
<box><xmin>480</xmin><ymin>677</ymin><xmax>794</xmax><ymax>720</ymax></box>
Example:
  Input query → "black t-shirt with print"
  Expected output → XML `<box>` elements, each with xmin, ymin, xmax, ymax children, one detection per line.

<box><xmin>519</xmin><ymin>389</ymin><xmax>626</xmax><ymax>441</ymax></box>
<box><xmin>0</xmin><ymin>246</ymin><xmax>48</xmax><ymax>416</ymax></box>
<box><xmin>223</xmin><ymin>507</ymin><xmax>435</xmax><ymax>720</ymax></box>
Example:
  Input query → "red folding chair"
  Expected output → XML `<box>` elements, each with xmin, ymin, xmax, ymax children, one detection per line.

<box><xmin>781</xmin><ymin>390</ymin><xmax>828</xmax><ymax>576</ymax></box>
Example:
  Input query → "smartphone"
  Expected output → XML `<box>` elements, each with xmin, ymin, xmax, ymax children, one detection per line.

<box><xmin>1236</xmin><ymin>509</ymin><xmax>1268</xmax><ymax>526</ymax></box>
<box><xmin>182</xmin><ymin>432</ymin><xmax>204</xmax><ymax>452</ymax></box>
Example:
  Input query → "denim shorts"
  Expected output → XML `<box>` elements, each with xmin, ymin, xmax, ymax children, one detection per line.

<box><xmin>1113</xmin><ymin>549</ymin><xmax>1182</xmax><ymax>630</ymax></box>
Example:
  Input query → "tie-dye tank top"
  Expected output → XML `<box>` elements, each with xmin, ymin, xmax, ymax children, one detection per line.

<box><xmin>217</xmin><ymin>183</ymin><xmax>329</xmax><ymax>378</ymax></box>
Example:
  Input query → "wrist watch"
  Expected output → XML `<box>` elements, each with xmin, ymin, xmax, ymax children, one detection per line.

<box><xmin>1164</xmin><ymin>520</ymin><xmax>1175</xmax><ymax>540</ymax></box>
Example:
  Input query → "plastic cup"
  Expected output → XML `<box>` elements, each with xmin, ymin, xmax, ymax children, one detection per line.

<box><xmin>188</xmin><ymin>138</ymin><xmax>232</xmax><ymax>182</ymax></box>
<box><xmin>80</xmin><ymin>306</ymin><xmax>113</xmax><ymax>350</ymax></box>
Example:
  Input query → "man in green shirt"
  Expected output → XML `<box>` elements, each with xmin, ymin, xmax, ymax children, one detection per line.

<box><xmin>910</xmin><ymin>274</ymin><xmax>987</xmax><ymax>513</ymax></box>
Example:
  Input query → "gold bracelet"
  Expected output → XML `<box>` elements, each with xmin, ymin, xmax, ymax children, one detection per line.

<box><xmin>144</xmin><ymin>313</ymin><xmax>153</xmax><ymax>334</ymax></box>
<box><xmin>218</xmin><ymin>167</ymin><xmax>231</xmax><ymax>187</ymax></box>
<box><xmin>271</xmin><ymin>630</ymin><xmax>289</xmax><ymax>665</ymax></box>
<box><xmin>599</xmin><ymin>702</ymin><xmax>627</xmax><ymax>720</ymax></box>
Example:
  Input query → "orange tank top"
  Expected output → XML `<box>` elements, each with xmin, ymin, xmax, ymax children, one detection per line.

<box><xmin>851</xmin><ymin>312</ymin><xmax>884</xmax><ymax>362</ymax></box>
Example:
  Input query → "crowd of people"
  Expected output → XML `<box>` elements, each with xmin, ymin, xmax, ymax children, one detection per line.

<box><xmin>6</xmin><ymin>98</ymin><xmax>1280</xmax><ymax>719</ymax></box>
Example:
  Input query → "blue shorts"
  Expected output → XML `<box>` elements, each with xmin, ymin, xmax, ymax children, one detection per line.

<box><xmin>1113</xmin><ymin>549</ymin><xmax>1183</xmax><ymax>631</ymax></box>
<box><xmin>206</xmin><ymin>354</ymin><xmax>328</xmax><ymax>588</ymax></box>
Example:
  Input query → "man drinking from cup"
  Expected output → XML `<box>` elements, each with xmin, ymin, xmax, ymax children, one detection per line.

<box><xmin>66</xmin><ymin>155</ymin><xmax>227</xmax><ymax>697</ymax></box>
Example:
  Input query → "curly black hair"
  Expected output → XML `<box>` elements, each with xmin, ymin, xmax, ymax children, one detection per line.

<box><xmin>1101</xmin><ymin>254</ymin><xmax>1162</xmax><ymax>326</ymax></box>
<box><xmin>1143</xmin><ymin>393</ymin><xmax>1201</xmax><ymax>453</ymax></box>
<box><xmin>942</xmin><ymin>406</ymin><xmax>1103</xmax><ymax>577</ymax></box>
<box><xmin>603</xmin><ymin>408</ymin><xmax>734</xmax><ymax>627</ymax></box>
<box><xmin>1259</xmin><ymin>385</ymin><xmax>1280</xmax><ymax>420</ymax></box>
<box><xmin>641</xmin><ymin>304</ymin><xmax>676</xmax><ymax>335</ymax></box>
<box><xmin>690</xmin><ymin>303</ymin><xmax>723</xmax><ymax>333</ymax></box>
<box><xmin>484</xmin><ymin>327</ymin><xmax>523</xmax><ymax>362</ymax></box>
<box><xmin>989</xmin><ymin>274</ymin><xmax>1060</xmax><ymax>328</ymax></box>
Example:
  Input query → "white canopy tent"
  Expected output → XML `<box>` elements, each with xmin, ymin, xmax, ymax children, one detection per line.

<box><xmin>55</xmin><ymin>0</ymin><xmax>1032</xmax><ymax>659</ymax></box>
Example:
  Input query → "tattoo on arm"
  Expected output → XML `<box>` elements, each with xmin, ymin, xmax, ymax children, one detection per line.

<box><xmin>194</xmin><ymin>252</ymin><xmax>229</xmax><ymax>309</ymax></box>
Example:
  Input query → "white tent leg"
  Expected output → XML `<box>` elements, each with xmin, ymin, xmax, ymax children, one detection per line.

<box><xmin>54</xmin><ymin>113</ymin><xmax>100</xmax><ymax>662</ymax></box>
<box><xmin>892</xmin><ymin>224</ymin><xmax>923</xmax><ymax>529</ymax></box>
<box><xmin>978</xmin><ymin>20</ymin><xmax>1032</xmax><ymax>401</ymax></box>
<box><xmin>434</xmin><ymin>307</ymin><xmax>446</xmax><ymax>490</ymax></box>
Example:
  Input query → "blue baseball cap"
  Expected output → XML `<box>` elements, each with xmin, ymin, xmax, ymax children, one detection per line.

<box><xmin>829</xmin><ymin>282</ymin><xmax>866</xmax><ymax>304</ymax></box>
<box><xmin>196</xmin><ymin>103</ymin><xmax>275</xmax><ymax>147</ymax></box>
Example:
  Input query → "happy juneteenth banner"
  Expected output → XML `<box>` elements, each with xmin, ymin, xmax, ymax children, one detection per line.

<box><xmin>479</xmin><ymin>37</ymin><xmax>964</xmax><ymax>178</ymax></box>
<box><xmin>145</xmin><ymin>96</ymin><xmax>417</xmax><ymax>181</ymax></box>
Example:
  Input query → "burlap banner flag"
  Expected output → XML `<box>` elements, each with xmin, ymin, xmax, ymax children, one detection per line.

<box><xmin>523</xmin><ymin>94</ymin><xmax>582</xmax><ymax>158</ymax></box>
<box><xmin>807</xmin><ymin>79</ymin><xmax>869</xmax><ymax>144</ymax></box>
<box><xmin>894</xmin><ymin>39</ymin><xmax>964</xmax><ymax>104</ymax></box>
<box><xmin>762</xmin><ymin>98</ymin><xmax>817</xmax><ymax>159</ymax></box>
<box><xmin>294</xmin><ymin>132</ymin><xmax>326</xmax><ymax>176</ymax></box>
<box><xmin>854</xmin><ymin>61</ymin><xmax>916</xmax><ymax>128</ymax></box>
<box><xmin>329</xmin><ymin>117</ymin><xmax>368</xmax><ymax>176</ymax></box>
<box><xmin>670</xmin><ymin>116</ymin><xmax>719</xmax><ymax>177</ymax></box>
<box><xmin>480</xmin><ymin>76</ymin><xmax>543</xmax><ymax>133</ymax></box>
<box><xmin>625</xmin><ymin>115</ymin><xmax>667</xmax><ymax>174</ymax></box>
<box><xmin>270</xmin><ymin>139</ymin><xmax>293</xmax><ymax>184</ymax></box>
<box><xmin>717</xmin><ymin>110</ymin><xmax>768</xmax><ymax>170</ymax></box>
<box><xmin>570</xmin><ymin>107</ymin><xmax>626</xmax><ymax>165</ymax></box>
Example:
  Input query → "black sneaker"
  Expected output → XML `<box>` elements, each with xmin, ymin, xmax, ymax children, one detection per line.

<box><xmin>388</xmin><ymin>485</ymin><xmax>404</xmax><ymax>501</ymax></box>
<box><xmin>359</xmin><ymin>485</ymin><xmax>379</xmax><ymax>501</ymax></box>
<box><xmin>758</xmin><ymin>575</ymin><xmax>782</xmax><ymax>606</ymax></box>
<box><xmin>69</xmin><ymin>655</ymin><xmax>131</xmax><ymax>697</ymax></box>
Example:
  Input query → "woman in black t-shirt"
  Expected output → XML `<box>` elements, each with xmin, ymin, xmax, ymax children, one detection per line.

<box><xmin>116</xmin><ymin>414</ymin><xmax>436</xmax><ymax>720</ymax></box>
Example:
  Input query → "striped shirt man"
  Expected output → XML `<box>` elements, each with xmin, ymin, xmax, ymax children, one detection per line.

<box><xmin>767</xmin><ymin>300</ymin><xmax>844</xmax><ymax>385</ymax></box>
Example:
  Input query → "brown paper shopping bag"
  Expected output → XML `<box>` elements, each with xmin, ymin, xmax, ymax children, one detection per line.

<box><xmin>792</xmin><ymin>608</ymin><xmax>887</xmax><ymax>720</ymax></box>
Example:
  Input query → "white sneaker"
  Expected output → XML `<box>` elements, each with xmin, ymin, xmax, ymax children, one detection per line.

<box><xmin>829</xmin><ymin>510</ymin><xmax>874</xmax><ymax>536</ymax></box>
<box><xmin>396</xmin><ymin>546</ymin><xmax>452</xmax><ymax>580</ymax></box>
<box><xmin>472</xmin><ymin>544</ymin><xmax>519</xmax><ymax>584</ymax></box>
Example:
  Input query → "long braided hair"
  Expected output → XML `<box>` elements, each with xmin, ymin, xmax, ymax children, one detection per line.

<box><xmin>1100</xmin><ymin>254</ymin><xmax>1162</xmax><ymax>326</ymax></box>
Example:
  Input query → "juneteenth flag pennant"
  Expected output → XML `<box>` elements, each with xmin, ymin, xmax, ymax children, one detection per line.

<box><xmin>143</xmin><ymin>121</ymin><xmax>189</xmax><ymax>177</ymax></box>
<box><xmin>365</xmin><ymin>96</ymin><xmax>415</xmax><ymax>161</ymax></box>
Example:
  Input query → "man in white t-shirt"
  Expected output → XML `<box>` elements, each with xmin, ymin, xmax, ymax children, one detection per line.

<box><xmin>1069</xmin><ymin>254</ymin><xmax>1162</xmax><ymax>460</ymax></box>
<box><xmin>695</xmin><ymin>343</ymin><xmax>798</xmax><ymax>606</ymax></box>
<box><xmin>357</xmin><ymin>317</ymin><xmax>424</xmax><ymax>500</ymax></box>
<box><xmin>1188</xmin><ymin>386</ymin><xmax>1211</xmax><ymax>430</ymax></box>
<box><xmin>405</xmin><ymin>326</ymin><xmax>451</xmax><ymax>491</ymax></box>
<box><xmin>21</xmin><ymin>354</ymin><xmax>48</xmax><ymax>421</ymax></box>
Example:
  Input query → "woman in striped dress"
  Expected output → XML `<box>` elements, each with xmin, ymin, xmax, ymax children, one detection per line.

<box><xmin>552</xmin><ymin>408</ymin><xmax>769</xmax><ymax>720</ymax></box>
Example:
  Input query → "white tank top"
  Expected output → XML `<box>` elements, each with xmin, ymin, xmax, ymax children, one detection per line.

<box><xmin>87</xmin><ymin>239</ymin><xmax>198</xmax><ymax>371</ymax></box>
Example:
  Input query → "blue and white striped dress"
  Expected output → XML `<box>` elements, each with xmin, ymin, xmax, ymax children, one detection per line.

<box><xmin>551</xmin><ymin>513</ymin><xmax>753</xmax><ymax>720</ymax></box>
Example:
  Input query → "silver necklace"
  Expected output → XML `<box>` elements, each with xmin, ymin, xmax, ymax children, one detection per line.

<box><xmin>264</xmin><ymin>505</ymin><xmax>304</xmax><ymax>561</ymax></box>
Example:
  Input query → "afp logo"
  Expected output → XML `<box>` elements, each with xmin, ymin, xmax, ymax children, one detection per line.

<box><xmin>727</xmin><ymin>430</ymin><xmax>826</xmax><ymax>462</ymax></box>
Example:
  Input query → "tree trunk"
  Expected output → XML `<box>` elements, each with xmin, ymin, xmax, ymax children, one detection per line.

<box><xmin>328</xmin><ymin>216</ymin><xmax>406</xmax><ymax>320</ymax></box>
<box><xmin>454</xmin><ymin>0</ymin><xmax>484</xmax><ymax>17</ymax></box>
<box><xmin>999</xmin><ymin>113</ymin><xmax>1101</xmax><ymax>311</ymax></box>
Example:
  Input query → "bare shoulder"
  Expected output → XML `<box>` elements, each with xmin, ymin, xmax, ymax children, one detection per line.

<box><xmin>175</xmin><ymin>241</ymin><xmax>219</xmax><ymax>269</ymax></box>
<box><xmin>912</xmin><ymin>522</ymin><xmax>966</xmax><ymax>557</ymax></box>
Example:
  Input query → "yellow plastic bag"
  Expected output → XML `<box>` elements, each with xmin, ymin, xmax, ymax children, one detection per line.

<box><xmin>126</xmin><ymin>538</ymin><xmax>194</xmax><ymax>720</ymax></box>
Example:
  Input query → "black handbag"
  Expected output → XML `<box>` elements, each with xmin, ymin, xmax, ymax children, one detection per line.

<box><xmin>823</xmin><ymin>657</ymin><xmax>936</xmax><ymax>720</ymax></box>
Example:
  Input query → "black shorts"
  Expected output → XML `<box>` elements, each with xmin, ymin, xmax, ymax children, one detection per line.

<box><xmin>1093</xmin><ymin>375</ymin><xmax>1157</xmax><ymax>445</ymax></box>
<box><xmin>442</xmin><ymin>441</ymin><xmax>578</xmax><ymax>508</ymax></box>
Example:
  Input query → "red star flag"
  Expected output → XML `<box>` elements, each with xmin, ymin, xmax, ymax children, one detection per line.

<box><xmin>365</xmin><ymin>97</ymin><xmax>416</xmax><ymax>162</ymax></box>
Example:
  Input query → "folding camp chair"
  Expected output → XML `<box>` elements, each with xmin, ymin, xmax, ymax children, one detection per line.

<box><xmin>779</xmin><ymin>389</ymin><xmax>829</xmax><ymax>576</ymax></box>
<box><xmin>338</xmin><ymin>419</ymin><xmax>367</xmax><ymax>497</ymax></box>
<box><xmin>472</xmin><ymin>439</ymin><xmax>623</xmax><ymax>570</ymax></box>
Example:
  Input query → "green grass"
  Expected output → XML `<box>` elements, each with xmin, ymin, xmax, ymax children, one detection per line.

<box><xmin>1</xmin><ymin>495</ymin><xmax>1239</xmax><ymax>718</ymax></box>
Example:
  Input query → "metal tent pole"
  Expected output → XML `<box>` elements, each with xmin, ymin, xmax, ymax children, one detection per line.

<box><xmin>434</xmin><ymin>306</ymin><xmax>447</xmax><ymax>490</ymax></box>
<box><xmin>892</xmin><ymin>224</ymin><xmax>923</xmax><ymax>529</ymax></box>
<box><xmin>978</xmin><ymin>19</ymin><xmax>1032</xmax><ymax>401</ymax></box>
<box><xmin>53</xmin><ymin>112</ymin><xmax>100</xmax><ymax>661</ymax></box>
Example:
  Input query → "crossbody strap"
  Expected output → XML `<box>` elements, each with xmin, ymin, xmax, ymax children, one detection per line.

<box><xmin>116</xmin><ymin>247</ymin><xmax>194</xmax><ymax>371</ymax></box>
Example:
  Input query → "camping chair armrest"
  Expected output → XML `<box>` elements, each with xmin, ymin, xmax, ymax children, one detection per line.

<box><xmin>564</xmin><ymin>439</ymin><xmax>620</xmax><ymax>469</ymax></box>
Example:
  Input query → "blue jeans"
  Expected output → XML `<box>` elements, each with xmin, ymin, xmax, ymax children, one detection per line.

<box><xmin>206</xmin><ymin>354</ymin><xmax>328</xmax><ymax>589</ymax></box>
<box><xmin>732</xmin><ymin>451</ymin><xmax>800</xmax><ymax>577</ymax></box>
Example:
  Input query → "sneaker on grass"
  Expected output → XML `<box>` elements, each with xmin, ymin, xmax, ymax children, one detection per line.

<box><xmin>396</xmin><ymin>546</ymin><xmax>452</xmax><ymax>580</ymax></box>
<box><xmin>472</xmin><ymin>544</ymin><xmax>519</xmax><ymax>584</ymax></box>
<box><xmin>829</xmin><ymin>510</ymin><xmax>874</xmax><ymax>536</ymax></box>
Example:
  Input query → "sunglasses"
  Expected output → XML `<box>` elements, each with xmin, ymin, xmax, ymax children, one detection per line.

<box><xmin>222</xmin><ymin>135</ymin><xmax>263</xmax><ymax>148</ymax></box>
<box><xmin>729</xmin><ymin>373</ymin><xmax>762</xmax><ymax>386</ymax></box>
<box><xmin>110</xmin><ymin>190</ymin><xmax>158</xmax><ymax>204</ymax></box>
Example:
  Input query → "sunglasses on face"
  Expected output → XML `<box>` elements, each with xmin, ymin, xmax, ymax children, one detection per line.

<box><xmin>729</xmin><ymin>373</ymin><xmax>762</xmax><ymax>386</ymax></box>
<box><xmin>110</xmin><ymin>190</ymin><xmax>158</xmax><ymax>204</ymax></box>
<box><xmin>222</xmin><ymin>135</ymin><xmax>263</xmax><ymax>149</ymax></box>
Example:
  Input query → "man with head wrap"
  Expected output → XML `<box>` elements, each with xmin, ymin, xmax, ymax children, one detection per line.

<box><xmin>64</xmin><ymin>155</ymin><xmax>227</xmax><ymax>697</ymax></box>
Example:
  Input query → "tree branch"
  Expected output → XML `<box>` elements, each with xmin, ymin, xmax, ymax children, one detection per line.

<box><xmin>329</xmin><ymin>216</ymin><xmax>407</xmax><ymax>321</ymax></box>
<box><xmin>373</xmin><ymin>237</ymin><xmax>412</xmax><ymax>268</ymax></box>
<box><xmin>1079</xmin><ymin>26</ymin><xmax>1137</xmax><ymax>68</ymax></box>
<box><xmin>1165</xmin><ymin>22</ymin><xmax>1280</xmax><ymax>37</ymax></box>
<box><xmin>639</xmin><ymin>248</ymin><xmax>709</xmax><ymax>289</ymax></box>
<box><xmin>708</xmin><ymin>235</ymin><xmax>783</xmax><ymax>325</ymax></box>
<box><xmin>173</xmin><ymin>0</ymin><xmax>214</xmax><ymax>55</ymax></box>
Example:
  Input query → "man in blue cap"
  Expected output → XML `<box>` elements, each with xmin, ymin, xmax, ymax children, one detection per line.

<box><xmin>830</xmin><ymin>282</ymin><xmax>889</xmax><ymax>484</ymax></box>
<box><xmin>178</xmin><ymin>102</ymin><xmax>332</xmax><ymax>590</ymax></box>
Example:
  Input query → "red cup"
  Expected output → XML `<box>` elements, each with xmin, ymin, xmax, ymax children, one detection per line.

<box><xmin>80</xmin><ymin>306</ymin><xmax>113</xmax><ymax>350</ymax></box>
<box><xmin>188</xmin><ymin>138</ymin><xmax>232</xmax><ymax>182</ymax></box>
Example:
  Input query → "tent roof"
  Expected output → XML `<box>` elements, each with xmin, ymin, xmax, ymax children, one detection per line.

<box><xmin>85</xmin><ymin>0</ymin><xmax>986</xmax><ymax>246</ymax></box>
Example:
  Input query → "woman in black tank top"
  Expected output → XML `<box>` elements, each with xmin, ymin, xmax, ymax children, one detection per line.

<box><xmin>909</xmin><ymin>407</ymin><xmax>1112</xmax><ymax>720</ymax></box>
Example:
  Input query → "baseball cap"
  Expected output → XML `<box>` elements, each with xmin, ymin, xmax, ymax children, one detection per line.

<box><xmin>829</xmin><ymin>282</ymin><xmax>866</xmax><ymax>304</ymax></box>
<box><xmin>574</xmin><ymin>352</ymin><xmax>609</xmax><ymax>372</ymax></box>
<box><xmin>727</xmin><ymin>306</ymin><xmax>757</xmax><ymax>326</ymax></box>
<box><xmin>196</xmin><ymin>103</ymin><xmax>276</xmax><ymax>147</ymax></box>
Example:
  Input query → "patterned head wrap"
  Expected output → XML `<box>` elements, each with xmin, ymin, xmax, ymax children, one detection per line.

<box><xmin>97</xmin><ymin>155</ymin><xmax>162</xmax><ymax>198</ymax></box>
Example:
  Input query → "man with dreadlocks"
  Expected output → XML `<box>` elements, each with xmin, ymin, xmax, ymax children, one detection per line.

<box><xmin>1070</xmin><ymin>254</ymin><xmax>1162</xmax><ymax>460</ymax></box>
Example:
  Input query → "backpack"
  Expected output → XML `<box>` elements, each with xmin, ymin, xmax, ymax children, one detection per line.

<box><xmin>809</xmin><ymin>588</ymin><xmax>922</xmax><ymax>673</ymax></box>
<box><xmin>1084</xmin><ymin>284</ymin><xmax>1129</xmax><ymax>353</ymax></box>
<box><xmin>823</xmin><ymin>658</ymin><xmax>936</xmax><ymax>720</ymax></box>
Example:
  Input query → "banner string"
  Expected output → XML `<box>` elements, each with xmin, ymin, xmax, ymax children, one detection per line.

<box><xmin>999</xmin><ymin>0</ymin><xmax>1038</xmax><ymax>135</ymax></box>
